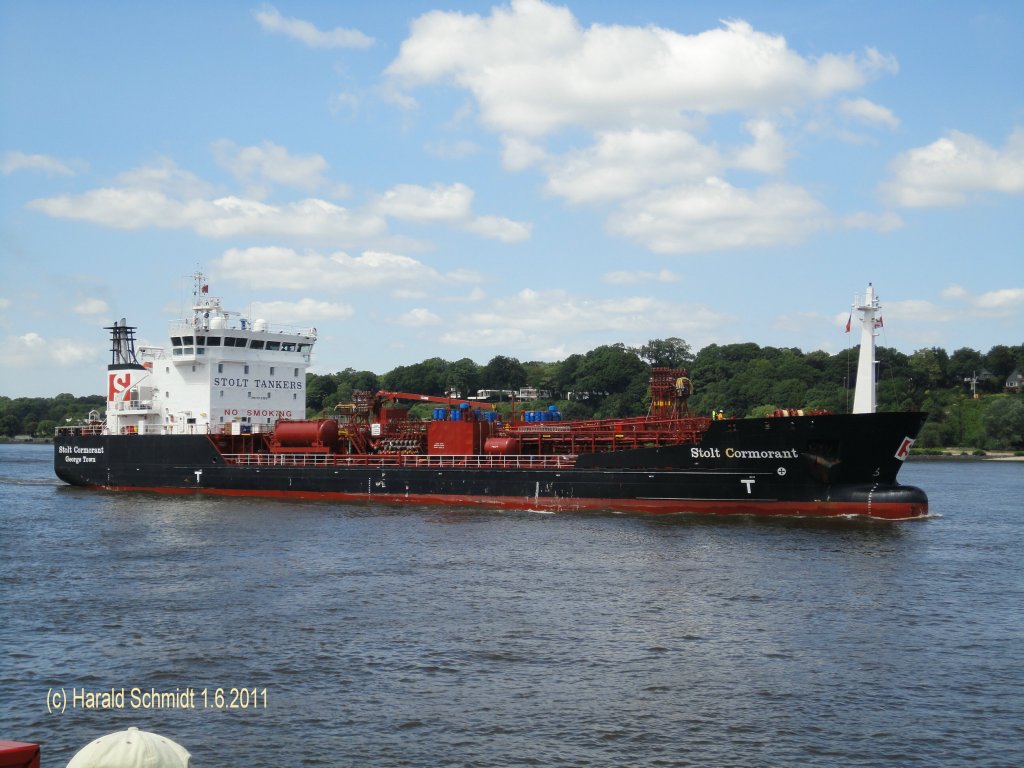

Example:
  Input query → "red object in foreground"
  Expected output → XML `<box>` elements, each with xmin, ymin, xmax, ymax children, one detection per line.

<box><xmin>0</xmin><ymin>741</ymin><xmax>40</xmax><ymax>768</ymax></box>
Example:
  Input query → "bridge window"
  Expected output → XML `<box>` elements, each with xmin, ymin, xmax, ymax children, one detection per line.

<box><xmin>266</xmin><ymin>341</ymin><xmax>280</xmax><ymax>351</ymax></box>
<box><xmin>249</xmin><ymin>340</ymin><xmax>265</xmax><ymax>350</ymax></box>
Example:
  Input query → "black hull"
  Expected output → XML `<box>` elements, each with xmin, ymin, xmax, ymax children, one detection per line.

<box><xmin>55</xmin><ymin>412</ymin><xmax>929</xmax><ymax>520</ymax></box>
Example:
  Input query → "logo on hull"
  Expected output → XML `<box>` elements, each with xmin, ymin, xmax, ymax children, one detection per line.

<box><xmin>895</xmin><ymin>436</ymin><xmax>915</xmax><ymax>461</ymax></box>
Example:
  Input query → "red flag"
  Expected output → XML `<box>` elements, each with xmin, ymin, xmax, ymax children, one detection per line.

<box><xmin>201</xmin><ymin>284</ymin><xmax>209</xmax><ymax>293</ymax></box>
<box><xmin>844</xmin><ymin>313</ymin><xmax>851</xmax><ymax>333</ymax></box>
<box><xmin>874</xmin><ymin>316</ymin><xmax>883</xmax><ymax>329</ymax></box>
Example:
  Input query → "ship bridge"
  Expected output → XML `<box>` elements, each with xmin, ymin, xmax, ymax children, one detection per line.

<box><xmin>104</xmin><ymin>273</ymin><xmax>317</xmax><ymax>436</ymax></box>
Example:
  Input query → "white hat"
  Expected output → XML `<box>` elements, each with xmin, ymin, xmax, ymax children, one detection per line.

<box><xmin>66</xmin><ymin>727</ymin><xmax>190</xmax><ymax>768</ymax></box>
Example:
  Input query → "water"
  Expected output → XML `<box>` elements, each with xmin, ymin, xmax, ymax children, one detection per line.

<box><xmin>2</xmin><ymin>444</ymin><xmax>1022</xmax><ymax>767</ymax></box>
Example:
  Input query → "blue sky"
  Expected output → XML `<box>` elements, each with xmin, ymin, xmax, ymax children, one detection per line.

<box><xmin>1</xmin><ymin>0</ymin><xmax>1022</xmax><ymax>397</ymax></box>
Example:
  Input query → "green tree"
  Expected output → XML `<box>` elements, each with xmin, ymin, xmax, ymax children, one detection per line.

<box><xmin>481</xmin><ymin>355</ymin><xmax>527</xmax><ymax>390</ymax></box>
<box><xmin>572</xmin><ymin>344</ymin><xmax>647</xmax><ymax>399</ymax></box>
<box><xmin>985</xmin><ymin>345</ymin><xmax>1018</xmax><ymax>380</ymax></box>
<box><xmin>982</xmin><ymin>396</ymin><xmax>1024</xmax><ymax>449</ymax></box>
<box><xmin>446</xmin><ymin>358</ymin><xmax>481</xmax><ymax>398</ymax></box>
<box><xmin>909</xmin><ymin>347</ymin><xmax>948</xmax><ymax>392</ymax></box>
<box><xmin>383</xmin><ymin>358</ymin><xmax>451</xmax><ymax>395</ymax></box>
<box><xmin>637</xmin><ymin>337</ymin><xmax>694</xmax><ymax>368</ymax></box>
<box><xmin>948</xmin><ymin>347</ymin><xmax>984</xmax><ymax>387</ymax></box>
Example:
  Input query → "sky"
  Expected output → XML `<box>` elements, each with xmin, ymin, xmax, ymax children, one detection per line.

<box><xmin>1</xmin><ymin>0</ymin><xmax>1022</xmax><ymax>398</ymax></box>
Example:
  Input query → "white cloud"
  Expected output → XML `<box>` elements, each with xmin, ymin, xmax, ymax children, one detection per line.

<box><xmin>386</xmin><ymin>2</ymin><xmax>892</xmax><ymax>137</ymax></box>
<box><xmin>254</xmin><ymin>5</ymin><xmax>373</xmax><ymax>49</ymax></box>
<box><xmin>373</xmin><ymin>182</ymin><xmax>532</xmax><ymax>241</ymax></box>
<box><xmin>841</xmin><ymin>211</ymin><xmax>903</xmax><ymax>231</ymax></box>
<box><xmin>975</xmin><ymin>287</ymin><xmax>1024</xmax><ymax>314</ymax></box>
<box><xmin>2</xmin><ymin>151</ymin><xmax>75</xmax><ymax>176</ymax></box>
<box><xmin>29</xmin><ymin>185</ymin><xmax>385</xmax><ymax>242</ymax></box>
<box><xmin>501</xmin><ymin>137</ymin><xmax>547</xmax><ymax>171</ymax></box>
<box><xmin>840</xmin><ymin>97</ymin><xmax>900</xmax><ymax>129</ymax></box>
<box><xmin>385</xmin><ymin>2</ymin><xmax>894</xmax><ymax>256</ymax></box>
<box><xmin>215</xmin><ymin>246</ymin><xmax>445</xmax><ymax>292</ymax></box>
<box><xmin>7</xmin><ymin>332</ymin><xmax>95</xmax><ymax>369</ymax></box>
<box><xmin>883</xmin><ymin>299</ymin><xmax>947</xmax><ymax>323</ymax></box>
<box><xmin>440</xmin><ymin>287</ymin><xmax>730</xmax><ymax>355</ymax></box>
<box><xmin>602</xmin><ymin>269</ymin><xmax>680</xmax><ymax>285</ymax></box>
<box><xmin>73</xmin><ymin>298</ymin><xmax>110</xmax><ymax>316</ymax></box>
<box><xmin>112</xmin><ymin>157</ymin><xmax>216</xmax><ymax>199</ymax></box>
<box><xmin>731</xmin><ymin>120</ymin><xmax>788</xmax><ymax>174</ymax></box>
<box><xmin>28</xmin><ymin>158</ymin><xmax>526</xmax><ymax>245</ymax></box>
<box><xmin>375</xmin><ymin>182</ymin><xmax>474</xmax><ymax>222</ymax></box>
<box><xmin>213</xmin><ymin>140</ymin><xmax>333</xmax><ymax>196</ymax></box>
<box><xmin>775</xmin><ymin>311</ymin><xmax>830</xmax><ymax>334</ymax></box>
<box><xmin>249</xmin><ymin>298</ymin><xmax>354</xmax><ymax>323</ymax></box>
<box><xmin>881</xmin><ymin>128</ymin><xmax>1024</xmax><ymax>207</ymax></box>
<box><xmin>889</xmin><ymin>287</ymin><xmax>1024</xmax><ymax>323</ymax></box>
<box><xmin>396</xmin><ymin>308</ymin><xmax>442</xmax><ymax>326</ymax></box>
<box><xmin>424</xmin><ymin>139</ymin><xmax>480</xmax><ymax>160</ymax></box>
<box><xmin>464</xmin><ymin>215</ymin><xmax>532</xmax><ymax>242</ymax></box>
<box><xmin>607</xmin><ymin>177</ymin><xmax>829</xmax><ymax>253</ymax></box>
<box><xmin>0</xmin><ymin>298</ymin><xmax>11</xmax><ymax>311</ymax></box>
<box><xmin>545</xmin><ymin>129</ymin><xmax>721</xmax><ymax>204</ymax></box>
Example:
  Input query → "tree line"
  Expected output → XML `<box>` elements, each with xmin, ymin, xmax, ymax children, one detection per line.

<box><xmin>3</xmin><ymin>339</ymin><xmax>1022</xmax><ymax>449</ymax></box>
<box><xmin>303</xmin><ymin>339</ymin><xmax>1024</xmax><ymax>450</ymax></box>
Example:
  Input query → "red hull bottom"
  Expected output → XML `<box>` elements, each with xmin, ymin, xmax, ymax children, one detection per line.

<box><xmin>89</xmin><ymin>485</ymin><xmax>928</xmax><ymax>521</ymax></box>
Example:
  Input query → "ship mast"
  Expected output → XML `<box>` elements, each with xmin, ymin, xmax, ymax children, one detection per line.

<box><xmin>852</xmin><ymin>283</ymin><xmax>881</xmax><ymax>414</ymax></box>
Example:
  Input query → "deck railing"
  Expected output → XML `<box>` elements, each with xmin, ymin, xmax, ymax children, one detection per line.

<box><xmin>221</xmin><ymin>453</ymin><xmax>578</xmax><ymax>470</ymax></box>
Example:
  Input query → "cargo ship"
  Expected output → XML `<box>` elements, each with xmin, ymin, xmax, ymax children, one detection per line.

<box><xmin>55</xmin><ymin>277</ymin><xmax>928</xmax><ymax>520</ymax></box>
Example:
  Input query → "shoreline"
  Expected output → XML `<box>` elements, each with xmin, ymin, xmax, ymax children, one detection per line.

<box><xmin>909</xmin><ymin>451</ymin><xmax>1024</xmax><ymax>462</ymax></box>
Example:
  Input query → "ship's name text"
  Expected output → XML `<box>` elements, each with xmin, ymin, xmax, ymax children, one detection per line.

<box><xmin>213</xmin><ymin>377</ymin><xmax>302</xmax><ymax>390</ymax></box>
<box><xmin>691</xmin><ymin>447</ymin><xmax>798</xmax><ymax>460</ymax></box>
<box><xmin>60</xmin><ymin>445</ymin><xmax>104</xmax><ymax>464</ymax></box>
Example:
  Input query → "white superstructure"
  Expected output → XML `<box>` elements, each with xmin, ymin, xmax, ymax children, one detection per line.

<box><xmin>852</xmin><ymin>283</ymin><xmax>881</xmax><ymax>414</ymax></box>
<box><xmin>104</xmin><ymin>273</ymin><xmax>317</xmax><ymax>435</ymax></box>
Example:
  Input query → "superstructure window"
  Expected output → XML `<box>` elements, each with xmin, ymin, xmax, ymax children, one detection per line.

<box><xmin>206</xmin><ymin>336</ymin><xmax>221</xmax><ymax>347</ymax></box>
<box><xmin>281</xmin><ymin>342</ymin><xmax>295</xmax><ymax>352</ymax></box>
<box><xmin>266</xmin><ymin>341</ymin><xmax>280</xmax><ymax>351</ymax></box>
<box><xmin>249</xmin><ymin>340</ymin><xmax>265</xmax><ymax>350</ymax></box>
<box><xmin>171</xmin><ymin>337</ymin><xmax>182</xmax><ymax>347</ymax></box>
<box><xmin>224</xmin><ymin>337</ymin><xmax>244</xmax><ymax>347</ymax></box>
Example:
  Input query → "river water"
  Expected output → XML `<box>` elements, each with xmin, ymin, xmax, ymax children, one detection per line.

<box><xmin>1</xmin><ymin>444</ymin><xmax>1022</xmax><ymax>767</ymax></box>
